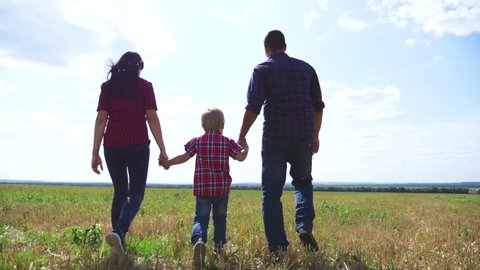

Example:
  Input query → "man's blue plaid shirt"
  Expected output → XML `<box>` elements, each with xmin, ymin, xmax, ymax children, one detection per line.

<box><xmin>245</xmin><ymin>52</ymin><xmax>325</xmax><ymax>140</ymax></box>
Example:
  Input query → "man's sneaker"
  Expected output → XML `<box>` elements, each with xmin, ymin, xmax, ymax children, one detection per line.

<box><xmin>106</xmin><ymin>230</ymin><xmax>125</xmax><ymax>254</ymax></box>
<box><xmin>298</xmin><ymin>229</ymin><xmax>319</xmax><ymax>251</ymax></box>
<box><xmin>268</xmin><ymin>245</ymin><xmax>288</xmax><ymax>264</ymax></box>
<box><xmin>193</xmin><ymin>239</ymin><xmax>206</xmax><ymax>269</ymax></box>
<box><xmin>213</xmin><ymin>242</ymin><xmax>224</xmax><ymax>256</ymax></box>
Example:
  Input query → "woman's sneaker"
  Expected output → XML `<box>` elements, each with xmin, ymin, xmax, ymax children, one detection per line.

<box><xmin>192</xmin><ymin>239</ymin><xmax>206</xmax><ymax>269</ymax></box>
<box><xmin>106</xmin><ymin>230</ymin><xmax>125</xmax><ymax>254</ymax></box>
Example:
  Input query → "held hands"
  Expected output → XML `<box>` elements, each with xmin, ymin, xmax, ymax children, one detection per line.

<box><xmin>235</xmin><ymin>138</ymin><xmax>249</xmax><ymax>161</ymax></box>
<box><xmin>242</xmin><ymin>141</ymin><xmax>249</xmax><ymax>152</ymax></box>
<box><xmin>237</xmin><ymin>137</ymin><xmax>247</xmax><ymax>148</ymax></box>
<box><xmin>158</xmin><ymin>154</ymin><xmax>170</xmax><ymax>170</ymax></box>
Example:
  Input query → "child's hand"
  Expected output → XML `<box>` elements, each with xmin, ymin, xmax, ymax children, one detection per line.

<box><xmin>159</xmin><ymin>158</ymin><xmax>170</xmax><ymax>170</ymax></box>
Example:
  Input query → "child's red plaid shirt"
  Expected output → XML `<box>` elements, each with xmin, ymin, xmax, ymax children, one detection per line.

<box><xmin>185</xmin><ymin>130</ymin><xmax>243</xmax><ymax>196</ymax></box>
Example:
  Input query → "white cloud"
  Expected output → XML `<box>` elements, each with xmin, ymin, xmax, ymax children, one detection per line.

<box><xmin>0</xmin><ymin>109</ymin><xmax>90</xmax><ymax>173</ymax></box>
<box><xmin>320</xmin><ymin>120</ymin><xmax>480</xmax><ymax>182</ymax></box>
<box><xmin>0</xmin><ymin>49</ymin><xmax>88</xmax><ymax>77</ymax></box>
<box><xmin>207</xmin><ymin>4</ymin><xmax>256</xmax><ymax>24</ymax></box>
<box><xmin>404</xmin><ymin>38</ymin><xmax>431</xmax><ymax>47</ymax></box>
<box><xmin>368</xmin><ymin>0</ymin><xmax>480</xmax><ymax>36</ymax></box>
<box><xmin>316</xmin><ymin>0</ymin><xmax>329</xmax><ymax>10</ymax></box>
<box><xmin>0</xmin><ymin>80</ymin><xmax>16</xmax><ymax>95</ymax></box>
<box><xmin>57</xmin><ymin>1</ymin><xmax>178</xmax><ymax>67</ymax></box>
<box><xmin>337</xmin><ymin>14</ymin><xmax>369</xmax><ymax>31</ymax></box>
<box><xmin>0</xmin><ymin>1</ymin><xmax>100</xmax><ymax>67</ymax></box>
<box><xmin>433</xmin><ymin>55</ymin><xmax>443</xmax><ymax>61</ymax></box>
<box><xmin>244</xmin><ymin>7</ymin><xmax>257</xmax><ymax>15</ymax></box>
<box><xmin>413</xmin><ymin>121</ymin><xmax>480</xmax><ymax>166</ymax></box>
<box><xmin>207</xmin><ymin>9</ymin><xmax>240</xmax><ymax>23</ymax></box>
<box><xmin>405</xmin><ymin>38</ymin><xmax>416</xmax><ymax>47</ymax></box>
<box><xmin>317</xmin><ymin>33</ymin><xmax>329</xmax><ymax>40</ymax></box>
<box><xmin>304</xmin><ymin>9</ymin><xmax>322</xmax><ymax>29</ymax></box>
<box><xmin>325</xmin><ymin>82</ymin><xmax>402</xmax><ymax>121</ymax></box>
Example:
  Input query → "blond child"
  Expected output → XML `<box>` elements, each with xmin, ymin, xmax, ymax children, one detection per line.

<box><xmin>160</xmin><ymin>108</ymin><xmax>248</xmax><ymax>268</ymax></box>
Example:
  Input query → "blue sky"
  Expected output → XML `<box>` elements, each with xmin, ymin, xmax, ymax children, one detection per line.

<box><xmin>0</xmin><ymin>0</ymin><xmax>479</xmax><ymax>184</ymax></box>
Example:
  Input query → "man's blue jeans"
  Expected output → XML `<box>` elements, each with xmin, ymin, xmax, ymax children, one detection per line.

<box><xmin>261</xmin><ymin>138</ymin><xmax>315</xmax><ymax>251</ymax></box>
<box><xmin>191</xmin><ymin>194</ymin><xmax>229</xmax><ymax>247</ymax></box>
<box><xmin>104</xmin><ymin>142</ymin><xmax>150</xmax><ymax>235</ymax></box>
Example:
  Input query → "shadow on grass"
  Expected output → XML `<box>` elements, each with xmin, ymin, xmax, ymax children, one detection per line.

<box><xmin>266</xmin><ymin>249</ymin><xmax>371</xmax><ymax>270</ymax></box>
<box><xmin>86</xmin><ymin>248</ymin><xmax>371</xmax><ymax>270</ymax></box>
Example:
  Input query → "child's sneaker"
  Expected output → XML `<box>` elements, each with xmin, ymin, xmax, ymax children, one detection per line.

<box><xmin>192</xmin><ymin>239</ymin><xmax>206</xmax><ymax>269</ymax></box>
<box><xmin>106</xmin><ymin>230</ymin><xmax>125</xmax><ymax>254</ymax></box>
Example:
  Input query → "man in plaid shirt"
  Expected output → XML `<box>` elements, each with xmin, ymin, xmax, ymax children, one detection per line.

<box><xmin>160</xmin><ymin>108</ymin><xmax>249</xmax><ymax>269</ymax></box>
<box><xmin>238</xmin><ymin>30</ymin><xmax>325</xmax><ymax>254</ymax></box>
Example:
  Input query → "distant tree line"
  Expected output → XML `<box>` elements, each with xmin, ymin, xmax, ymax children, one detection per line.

<box><xmin>2</xmin><ymin>181</ymin><xmax>478</xmax><ymax>194</ymax></box>
<box><xmin>310</xmin><ymin>186</ymin><xmax>472</xmax><ymax>194</ymax></box>
<box><xmin>226</xmin><ymin>185</ymin><xmax>476</xmax><ymax>194</ymax></box>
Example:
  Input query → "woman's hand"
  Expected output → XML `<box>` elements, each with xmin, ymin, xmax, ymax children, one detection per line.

<box><xmin>91</xmin><ymin>154</ymin><xmax>103</xmax><ymax>174</ymax></box>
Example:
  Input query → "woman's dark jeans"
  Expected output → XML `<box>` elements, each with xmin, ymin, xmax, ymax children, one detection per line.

<box><xmin>104</xmin><ymin>142</ymin><xmax>150</xmax><ymax>235</ymax></box>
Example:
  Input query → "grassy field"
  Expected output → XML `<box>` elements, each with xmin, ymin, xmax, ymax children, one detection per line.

<box><xmin>1</xmin><ymin>184</ymin><xmax>479</xmax><ymax>269</ymax></box>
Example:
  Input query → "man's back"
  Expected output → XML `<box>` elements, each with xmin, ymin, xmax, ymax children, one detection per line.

<box><xmin>247</xmin><ymin>52</ymin><xmax>324</xmax><ymax>140</ymax></box>
<box><xmin>238</xmin><ymin>30</ymin><xmax>324</xmax><ymax>252</ymax></box>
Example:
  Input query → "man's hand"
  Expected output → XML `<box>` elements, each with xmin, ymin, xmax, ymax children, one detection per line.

<box><xmin>238</xmin><ymin>137</ymin><xmax>248</xmax><ymax>148</ymax></box>
<box><xmin>312</xmin><ymin>137</ymin><xmax>320</xmax><ymax>154</ymax></box>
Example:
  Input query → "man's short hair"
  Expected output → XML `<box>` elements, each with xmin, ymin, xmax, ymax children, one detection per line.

<box><xmin>264</xmin><ymin>30</ymin><xmax>286</xmax><ymax>50</ymax></box>
<box><xmin>202</xmin><ymin>108</ymin><xmax>225</xmax><ymax>131</ymax></box>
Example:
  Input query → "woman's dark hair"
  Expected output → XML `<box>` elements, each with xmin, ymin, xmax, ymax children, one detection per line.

<box><xmin>105</xmin><ymin>51</ymin><xmax>144</xmax><ymax>100</ymax></box>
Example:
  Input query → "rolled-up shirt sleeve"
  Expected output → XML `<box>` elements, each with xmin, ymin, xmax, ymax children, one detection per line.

<box><xmin>245</xmin><ymin>66</ymin><xmax>266</xmax><ymax>115</ymax></box>
<box><xmin>310</xmin><ymin>70</ymin><xmax>325</xmax><ymax>111</ymax></box>
<box><xmin>184</xmin><ymin>137</ymin><xmax>198</xmax><ymax>157</ymax></box>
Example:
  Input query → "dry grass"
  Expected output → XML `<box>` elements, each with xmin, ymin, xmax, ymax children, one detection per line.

<box><xmin>1</xmin><ymin>184</ymin><xmax>479</xmax><ymax>269</ymax></box>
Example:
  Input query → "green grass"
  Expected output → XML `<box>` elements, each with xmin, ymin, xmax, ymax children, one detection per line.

<box><xmin>1</xmin><ymin>184</ymin><xmax>479</xmax><ymax>269</ymax></box>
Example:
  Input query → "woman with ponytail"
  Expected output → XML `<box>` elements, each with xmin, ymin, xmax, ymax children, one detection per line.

<box><xmin>91</xmin><ymin>51</ymin><xmax>168</xmax><ymax>254</ymax></box>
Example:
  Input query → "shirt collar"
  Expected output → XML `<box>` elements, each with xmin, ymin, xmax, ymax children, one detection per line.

<box><xmin>269</xmin><ymin>52</ymin><xmax>288</xmax><ymax>60</ymax></box>
<box><xmin>205</xmin><ymin>130</ymin><xmax>222</xmax><ymax>135</ymax></box>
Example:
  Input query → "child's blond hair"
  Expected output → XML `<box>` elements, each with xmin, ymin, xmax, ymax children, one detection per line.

<box><xmin>201</xmin><ymin>108</ymin><xmax>225</xmax><ymax>131</ymax></box>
